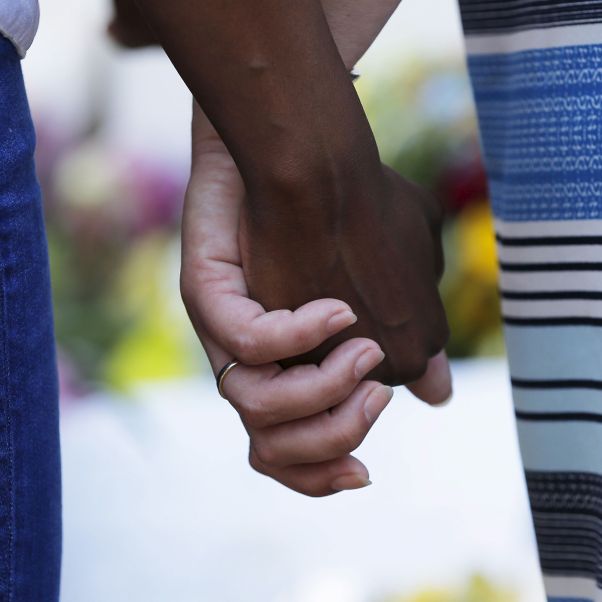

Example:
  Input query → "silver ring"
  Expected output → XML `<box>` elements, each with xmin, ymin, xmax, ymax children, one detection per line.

<box><xmin>216</xmin><ymin>360</ymin><xmax>240</xmax><ymax>399</ymax></box>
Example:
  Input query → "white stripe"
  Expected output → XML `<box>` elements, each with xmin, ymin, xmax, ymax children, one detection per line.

<box><xmin>495</xmin><ymin>219</ymin><xmax>602</xmax><ymax>238</ymax></box>
<box><xmin>497</xmin><ymin>244</ymin><xmax>602</xmax><ymax>263</ymax></box>
<box><xmin>500</xmin><ymin>271</ymin><xmax>602</xmax><ymax>291</ymax></box>
<box><xmin>502</xmin><ymin>298</ymin><xmax>602</xmax><ymax>318</ymax></box>
<box><xmin>465</xmin><ymin>22</ymin><xmax>602</xmax><ymax>55</ymax></box>
<box><xmin>544</xmin><ymin>575</ymin><xmax>602</xmax><ymax>601</ymax></box>
<box><xmin>514</xmin><ymin>388</ymin><xmax>602</xmax><ymax>414</ymax></box>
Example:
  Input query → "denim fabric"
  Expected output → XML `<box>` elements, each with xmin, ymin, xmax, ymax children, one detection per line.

<box><xmin>0</xmin><ymin>36</ymin><xmax>61</xmax><ymax>600</ymax></box>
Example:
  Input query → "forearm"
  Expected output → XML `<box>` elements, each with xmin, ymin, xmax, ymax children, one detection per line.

<box><xmin>190</xmin><ymin>0</ymin><xmax>401</xmax><ymax>133</ymax></box>
<box><xmin>134</xmin><ymin>0</ymin><xmax>383</xmax><ymax>197</ymax></box>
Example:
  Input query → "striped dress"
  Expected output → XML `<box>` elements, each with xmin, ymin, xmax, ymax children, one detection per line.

<box><xmin>457</xmin><ymin>2</ymin><xmax>602</xmax><ymax>600</ymax></box>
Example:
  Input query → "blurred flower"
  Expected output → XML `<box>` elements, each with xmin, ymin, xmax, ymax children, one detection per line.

<box><xmin>440</xmin><ymin>201</ymin><xmax>503</xmax><ymax>357</ymax></box>
<box><xmin>379</xmin><ymin>574</ymin><xmax>517</xmax><ymax>602</ymax></box>
<box><xmin>360</xmin><ymin>63</ymin><xmax>503</xmax><ymax>358</ymax></box>
<box><xmin>36</xmin><ymin>118</ymin><xmax>191</xmax><ymax>393</ymax></box>
<box><xmin>456</xmin><ymin>201</ymin><xmax>498</xmax><ymax>286</ymax></box>
<box><xmin>56</xmin><ymin>349</ymin><xmax>88</xmax><ymax>403</ymax></box>
<box><xmin>103</xmin><ymin>235</ymin><xmax>200</xmax><ymax>391</ymax></box>
<box><xmin>123</xmin><ymin>159</ymin><xmax>185</xmax><ymax>236</ymax></box>
<box><xmin>53</xmin><ymin>141</ymin><xmax>126</xmax><ymax>210</ymax></box>
<box><xmin>437</xmin><ymin>154</ymin><xmax>488</xmax><ymax>215</ymax></box>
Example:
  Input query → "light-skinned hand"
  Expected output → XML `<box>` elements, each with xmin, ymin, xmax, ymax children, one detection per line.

<box><xmin>180</xmin><ymin>104</ymin><xmax>452</xmax><ymax>497</ymax></box>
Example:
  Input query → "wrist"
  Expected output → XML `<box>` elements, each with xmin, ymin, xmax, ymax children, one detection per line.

<box><xmin>245</xmin><ymin>145</ymin><xmax>385</xmax><ymax>231</ymax></box>
<box><xmin>243</xmin><ymin>108</ymin><xmax>382</xmax><ymax>202</ymax></box>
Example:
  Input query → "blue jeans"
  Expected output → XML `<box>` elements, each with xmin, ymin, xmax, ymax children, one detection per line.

<box><xmin>0</xmin><ymin>36</ymin><xmax>61</xmax><ymax>600</ymax></box>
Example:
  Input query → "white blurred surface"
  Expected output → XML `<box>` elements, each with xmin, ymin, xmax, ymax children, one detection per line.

<box><xmin>60</xmin><ymin>361</ymin><xmax>546</xmax><ymax>602</ymax></box>
<box><xmin>360</xmin><ymin>0</ymin><xmax>465</xmax><ymax>69</ymax></box>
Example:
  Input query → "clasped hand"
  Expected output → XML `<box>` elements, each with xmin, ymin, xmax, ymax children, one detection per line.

<box><xmin>180</xmin><ymin>104</ymin><xmax>452</xmax><ymax>497</ymax></box>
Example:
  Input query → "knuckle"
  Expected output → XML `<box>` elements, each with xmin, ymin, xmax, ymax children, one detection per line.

<box><xmin>320</xmin><ymin>377</ymin><xmax>346</xmax><ymax>406</ymax></box>
<box><xmin>248</xmin><ymin>447</ymin><xmax>268</xmax><ymax>475</ymax></box>
<box><xmin>293</xmin><ymin>325</ymin><xmax>315</xmax><ymax>350</ymax></box>
<box><xmin>240</xmin><ymin>396</ymin><xmax>272</xmax><ymax>429</ymax></box>
<box><xmin>251</xmin><ymin>438</ymin><xmax>278</xmax><ymax>467</ymax></box>
<box><xmin>331</xmin><ymin>425</ymin><xmax>362</xmax><ymax>456</ymax></box>
<box><xmin>230</xmin><ymin>331</ymin><xmax>261</xmax><ymax>365</ymax></box>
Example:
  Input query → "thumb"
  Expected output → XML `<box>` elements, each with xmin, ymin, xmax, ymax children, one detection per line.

<box><xmin>406</xmin><ymin>350</ymin><xmax>452</xmax><ymax>407</ymax></box>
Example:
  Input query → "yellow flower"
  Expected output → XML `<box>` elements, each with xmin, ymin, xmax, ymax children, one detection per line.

<box><xmin>456</xmin><ymin>202</ymin><xmax>498</xmax><ymax>286</ymax></box>
<box><xmin>378</xmin><ymin>575</ymin><xmax>517</xmax><ymax>602</ymax></box>
<box><xmin>103</xmin><ymin>234</ymin><xmax>202</xmax><ymax>391</ymax></box>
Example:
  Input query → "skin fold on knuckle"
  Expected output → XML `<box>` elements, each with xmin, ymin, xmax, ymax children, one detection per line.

<box><xmin>293</xmin><ymin>314</ymin><xmax>316</xmax><ymax>342</ymax></box>
<box><xmin>250</xmin><ymin>437</ymin><xmax>280</xmax><ymax>468</ymax></box>
<box><xmin>319</xmin><ymin>374</ymin><xmax>351</xmax><ymax>409</ymax></box>
<box><xmin>292</xmin><ymin>321</ymin><xmax>316</xmax><ymax>351</ymax></box>
<box><xmin>240</xmin><ymin>396</ymin><xmax>273</xmax><ymax>430</ymax></box>
<box><xmin>330</xmin><ymin>422</ymin><xmax>363</xmax><ymax>457</ymax></box>
<box><xmin>248</xmin><ymin>447</ymin><xmax>268</xmax><ymax>475</ymax></box>
<box><xmin>230</xmin><ymin>330</ymin><xmax>263</xmax><ymax>365</ymax></box>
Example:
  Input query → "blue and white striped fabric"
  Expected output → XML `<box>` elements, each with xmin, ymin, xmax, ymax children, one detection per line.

<box><xmin>457</xmin><ymin>2</ymin><xmax>602</xmax><ymax>600</ymax></box>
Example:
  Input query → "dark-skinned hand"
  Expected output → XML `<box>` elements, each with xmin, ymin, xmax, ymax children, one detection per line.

<box><xmin>240</xmin><ymin>163</ymin><xmax>450</xmax><ymax>391</ymax></box>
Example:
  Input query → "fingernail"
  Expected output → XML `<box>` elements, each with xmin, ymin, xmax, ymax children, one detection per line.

<box><xmin>354</xmin><ymin>348</ymin><xmax>385</xmax><ymax>379</ymax></box>
<box><xmin>364</xmin><ymin>386</ymin><xmax>394</xmax><ymax>424</ymax></box>
<box><xmin>331</xmin><ymin>474</ymin><xmax>372</xmax><ymax>492</ymax></box>
<box><xmin>328</xmin><ymin>310</ymin><xmax>357</xmax><ymax>334</ymax></box>
<box><xmin>431</xmin><ymin>390</ymin><xmax>453</xmax><ymax>408</ymax></box>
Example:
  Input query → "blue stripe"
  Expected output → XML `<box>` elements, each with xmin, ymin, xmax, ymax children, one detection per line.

<box><xmin>467</xmin><ymin>44</ymin><xmax>602</xmax><ymax>221</ymax></box>
<box><xmin>549</xmin><ymin>598</ymin><xmax>595</xmax><ymax>602</ymax></box>
<box><xmin>505</xmin><ymin>325</ymin><xmax>602</xmax><ymax>381</ymax></box>
<box><xmin>518</xmin><ymin>420</ymin><xmax>602</xmax><ymax>472</ymax></box>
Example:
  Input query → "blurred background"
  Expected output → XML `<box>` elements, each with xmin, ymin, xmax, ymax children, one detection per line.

<box><xmin>24</xmin><ymin>0</ymin><xmax>545</xmax><ymax>600</ymax></box>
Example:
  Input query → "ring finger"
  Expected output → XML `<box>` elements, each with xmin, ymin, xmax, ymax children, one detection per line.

<box><xmin>222</xmin><ymin>338</ymin><xmax>386</xmax><ymax>428</ymax></box>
